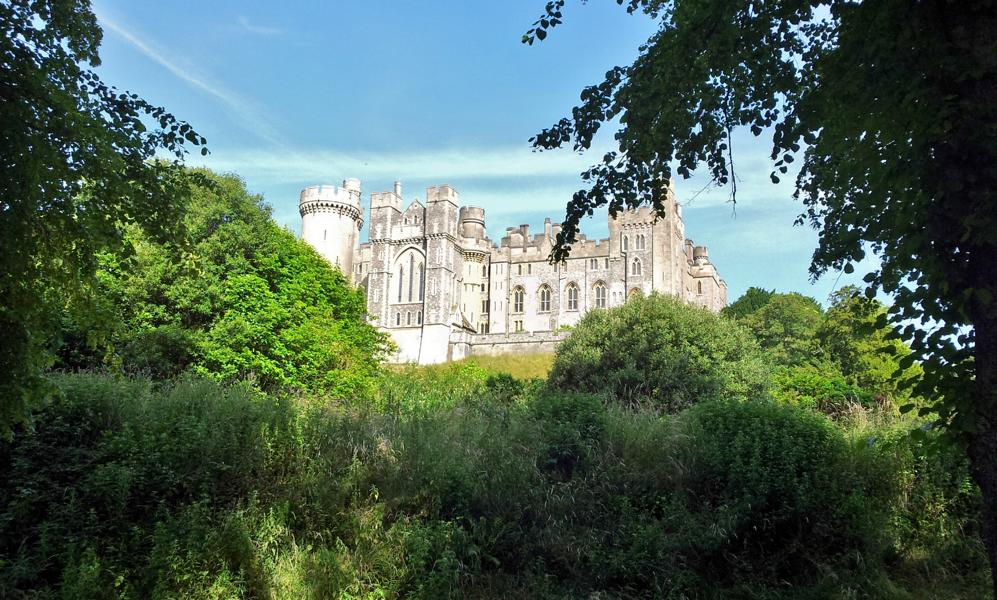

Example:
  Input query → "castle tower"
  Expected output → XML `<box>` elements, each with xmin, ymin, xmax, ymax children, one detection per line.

<box><xmin>299</xmin><ymin>179</ymin><xmax>363</xmax><ymax>275</ymax></box>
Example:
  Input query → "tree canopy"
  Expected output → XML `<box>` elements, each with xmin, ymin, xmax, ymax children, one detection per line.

<box><xmin>525</xmin><ymin>0</ymin><xmax>997</xmax><ymax>586</ymax></box>
<box><xmin>59</xmin><ymin>170</ymin><xmax>390</xmax><ymax>398</ymax></box>
<box><xmin>0</xmin><ymin>0</ymin><xmax>206</xmax><ymax>433</ymax></box>
<box><xmin>549</xmin><ymin>292</ymin><xmax>770</xmax><ymax>412</ymax></box>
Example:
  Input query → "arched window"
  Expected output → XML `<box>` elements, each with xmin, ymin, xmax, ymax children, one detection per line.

<box><xmin>539</xmin><ymin>285</ymin><xmax>552</xmax><ymax>312</ymax></box>
<box><xmin>636</xmin><ymin>234</ymin><xmax>645</xmax><ymax>250</ymax></box>
<box><xmin>513</xmin><ymin>287</ymin><xmax>525</xmax><ymax>313</ymax></box>
<box><xmin>631</xmin><ymin>257</ymin><xmax>642</xmax><ymax>276</ymax></box>
<box><xmin>566</xmin><ymin>283</ymin><xmax>579</xmax><ymax>311</ymax></box>
<box><xmin>395</xmin><ymin>312</ymin><xmax>401</xmax><ymax>326</ymax></box>
<box><xmin>417</xmin><ymin>311</ymin><xmax>422</xmax><ymax>325</ymax></box>
<box><xmin>590</xmin><ymin>258</ymin><xmax>598</xmax><ymax>269</ymax></box>
<box><xmin>394</xmin><ymin>249</ymin><xmax>425</xmax><ymax>304</ymax></box>
<box><xmin>622</xmin><ymin>235</ymin><xmax>629</xmax><ymax>252</ymax></box>
<box><xmin>698</xmin><ymin>280</ymin><xmax>703</xmax><ymax>295</ymax></box>
<box><xmin>406</xmin><ymin>312</ymin><xmax>411</xmax><ymax>325</ymax></box>
<box><xmin>594</xmin><ymin>282</ymin><xmax>607</xmax><ymax>308</ymax></box>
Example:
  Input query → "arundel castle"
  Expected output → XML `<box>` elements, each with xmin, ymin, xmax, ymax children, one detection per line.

<box><xmin>300</xmin><ymin>178</ymin><xmax>726</xmax><ymax>364</ymax></box>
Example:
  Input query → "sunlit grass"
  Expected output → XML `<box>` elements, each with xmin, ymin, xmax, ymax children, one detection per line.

<box><xmin>459</xmin><ymin>353</ymin><xmax>556</xmax><ymax>380</ymax></box>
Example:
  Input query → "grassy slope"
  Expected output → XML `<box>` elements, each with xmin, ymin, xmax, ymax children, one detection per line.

<box><xmin>457</xmin><ymin>353</ymin><xmax>556</xmax><ymax>380</ymax></box>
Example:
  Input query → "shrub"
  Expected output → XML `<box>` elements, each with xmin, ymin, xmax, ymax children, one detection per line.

<box><xmin>548</xmin><ymin>292</ymin><xmax>770</xmax><ymax>412</ymax></box>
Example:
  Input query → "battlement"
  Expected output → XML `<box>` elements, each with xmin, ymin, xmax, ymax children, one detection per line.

<box><xmin>427</xmin><ymin>184</ymin><xmax>459</xmax><ymax>206</ymax></box>
<box><xmin>299</xmin><ymin>181</ymin><xmax>362</xmax><ymax>211</ymax></box>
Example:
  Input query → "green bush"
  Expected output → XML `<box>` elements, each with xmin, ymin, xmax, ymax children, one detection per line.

<box><xmin>0</xmin><ymin>373</ymin><xmax>988</xmax><ymax>598</ymax></box>
<box><xmin>548</xmin><ymin>292</ymin><xmax>770</xmax><ymax>412</ymax></box>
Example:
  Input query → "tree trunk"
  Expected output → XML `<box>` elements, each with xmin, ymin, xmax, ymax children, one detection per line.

<box><xmin>968</xmin><ymin>267</ymin><xmax>997</xmax><ymax>596</ymax></box>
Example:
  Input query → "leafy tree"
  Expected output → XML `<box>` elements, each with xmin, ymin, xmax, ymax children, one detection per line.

<box><xmin>548</xmin><ymin>292</ymin><xmax>769</xmax><ymax>412</ymax></box>
<box><xmin>0</xmin><ymin>0</ymin><xmax>205</xmax><ymax>433</ymax></box>
<box><xmin>818</xmin><ymin>286</ymin><xmax>921</xmax><ymax>405</ymax></box>
<box><xmin>62</xmin><ymin>170</ymin><xmax>390</xmax><ymax>397</ymax></box>
<box><xmin>524</xmin><ymin>0</ymin><xmax>997</xmax><ymax>586</ymax></box>
<box><xmin>721</xmin><ymin>286</ymin><xmax>774</xmax><ymax>319</ymax></box>
<box><xmin>737</xmin><ymin>292</ymin><xmax>824</xmax><ymax>367</ymax></box>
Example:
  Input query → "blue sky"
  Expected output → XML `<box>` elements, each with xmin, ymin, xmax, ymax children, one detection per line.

<box><xmin>91</xmin><ymin>0</ymin><xmax>875</xmax><ymax>304</ymax></box>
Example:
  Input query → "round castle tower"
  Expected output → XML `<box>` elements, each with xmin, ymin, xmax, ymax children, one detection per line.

<box><xmin>299</xmin><ymin>178</ymin><xmax>363</xmax><ymax>275</ymax></box>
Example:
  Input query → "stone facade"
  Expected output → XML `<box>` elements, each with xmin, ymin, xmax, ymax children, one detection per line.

<box><xmin>300</xmin><ymin>179</ymin><xmax>727</xmax><ymax>364</ymax></box>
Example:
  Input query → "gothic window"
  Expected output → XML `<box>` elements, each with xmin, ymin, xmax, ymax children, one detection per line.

<box><xmin>637</xmin><ymin>234</ymin><xmax>645</xmax><ymax>250</ymax></box>
<box><xmin>566</xmin><ymin>283</ymin><xmax>579</xmax><ymax>311</ymax></box>
<box><xmin>517</xmin><ymin>264</ymin><xmax>522</xmax><ymax>275</ymax></box>
<box><xmin>631</xmin><ymin>257</ymin><xmax>642</xmax><ymax>276</ymax></box>
<box><xmin>407</xmin><ymin>312</ymin><xmax>411</xmax><ymax>325</ymax></box>
<box><xmin>418</xmin><ymin>264</ymin><xmax>425</xmax><ymax>301</ymax></box>
<box><xmin>395</xmin><ymin>312</ymin><xmax>401</xmax><ymax>326</ymax></box>
<box><xmin>513</xmin><ymin>287</ymin><xmax>525</xmax><ymax>313</ymax></box>
<box><xmin>397</xmin><ymin>266</ymin><xmax>404</xmax><ymax>302</ymax></box>
<box><xmin>514</xmin><ymin>320</ymin><xmax>524</xmax><ymax>332</ymax></box>
<box><xmin>417</xmin><ymin>311</ymin><xmax>422</xmax><ymax>325</ymax></box>
<box><xmin>482</xmin><ymin>299</ymin><xmax>488</xmax><ymax>313</ymax></box>
<box><xmin>482</xmin><ymin>265</ymin><xmax>487</xmax><ymax>276</ymax></box>
<box><xmin>539</xmin><ymin>285</ymin><xmax>552</xmax><ymax>312</ymax></box>
<box><xmin>594</xmin><ymin>282</ymin><xmax>607</xmax><ymax>308</ymax></box>
<box><xmin>622</xmin><ymin>235</ymin><xmax>629</xmax><ymax>252</ymax></box>
<box><xmin>590</xmin><ymin>258</ymin><xmax>598</xmax><ymax>269</ymax></box>
<box><xmin>698</xmin><ymin>280</ymin><xmax>703</xmax><ymax>295</ymax></box>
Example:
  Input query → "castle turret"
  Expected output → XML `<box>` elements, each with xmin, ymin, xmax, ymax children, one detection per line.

<box><xmin>459</xmin><ymin>206</ymin><xmax>486</xmax><ymax>239</ymax></box>
<box><xmin>299</xmin><ymin>179</ymin><xmax>363</xmax><ymax>274</ymax></box>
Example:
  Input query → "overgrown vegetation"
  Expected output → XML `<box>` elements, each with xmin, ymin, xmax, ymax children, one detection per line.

<box><xmin>0</xmin><ymin>370</ymin><xmax>987</xmax><ymax>598</ymax></box>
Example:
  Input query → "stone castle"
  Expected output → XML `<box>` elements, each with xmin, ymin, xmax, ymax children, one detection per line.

<box><xmin>299</xmin><ymin>178</ymin><xmax>727</xmax><ymax>364</ymax></box>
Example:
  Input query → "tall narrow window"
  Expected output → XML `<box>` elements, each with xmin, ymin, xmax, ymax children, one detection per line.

<box><xmin>417</xmin><ymin>311</ymin><xmax>422</xmax><ymax>325</ymax></box>
<box><xmin>566</xmin><ymin>283</ymin><xmax>579</xmax><ymax>311</ymax></box>
<box><xmin>323</xmin><ymin>229</ymin><xmax>327</xmax><ymax>241</ymax></box>
<box><xmin>418</xmin><ymin>264</ymin><xmax>425</xmax><ymax>301</ymax></box>
<box><xmin>518</xmin><ymin>264</ymin><xmax>522</xmax><ymax>275</ymax></box>
<box><xmin>407</xmin><ymin>254</ymin><xmax>415</xmax><ymax>302</ymax></box>
<box><xmin>590</xmin><ymin>258</ymin><xmax>597</xmax><ymax>269</ymax></box>
<box><xmin>698</xmin><ymin>281</ymin><xmax>703</xmax><ymax>295</ymax></box>
<box><xmin>622</xmin><ymin>235</ymin><xmax>629</xmax><ymax>252</ymax></box>
<box><xmin>395</xmin><ymin>312</ymin><xmax>401</xmax><ymax>326</ymax></box>
<box><xmin>528</xmin><ymin>264</ymin><xmax>532</xmax><ymax>274</ymax></box>
<box><xmin>513</xmin><ymin>287</ymin><xmax>525</xmax><ymax>313</ymax></box>
<box><xmin>539</xmin><ymin>285</ymin><xmax>552</xmax><ymax>312</ymax></box>
<box><xmin>631</xmin><ymin>257</ymin><xmax>642</xmax><ymax>276</ymax></box>
<box><xmin>397</xmin><ymin>266</ymin><xmax>404</xmax><ymax>302</ymax></box>
<box><xmin>594</xmin><ymin>282</ymin><xmax>607</xmax><ymax>308</ymax></box>
<box><xmin>406</xmin><ymin>312</ymin><xmax>411</xmax><ymax>325</ymax></box>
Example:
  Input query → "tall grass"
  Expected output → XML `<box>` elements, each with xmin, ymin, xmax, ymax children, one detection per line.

<box><xmin>0</xmin><ymin>371</ymin><xmax>989</xmax><ymax>598</ymax></box>
<box><xmin>459</xmin><ymin>352</ymin><xmax>556</xmax><ymax>380</ymax></box>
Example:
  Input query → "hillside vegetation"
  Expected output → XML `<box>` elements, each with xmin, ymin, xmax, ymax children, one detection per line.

<box><xmin>0</xmin><ymin>171</ymin><xmax>989</xmax><ymax>598</ymax></box>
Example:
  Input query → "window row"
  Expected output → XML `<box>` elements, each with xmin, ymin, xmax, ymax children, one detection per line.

<box><xmin>621</xmin><ymin>233</ymin><xmax>647</xmax><ymax>252</ymax></box>
<box><xmin>395</xmin><ymin>311</ymin><xmax>423</xmax><ymax>326</ymax></box>
<box><xmin>509</xmin><ymin>281</ymin><xmax>619</xmax><ymax>313</ymax></box>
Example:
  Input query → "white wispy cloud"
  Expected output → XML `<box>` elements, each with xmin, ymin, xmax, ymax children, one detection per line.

<box><xmin>96</xmin><ymin>11</ymin><xmax>286</xmax><ymax>148</ymax></box>
<box><xmin>237</xmin><ymin>15</ymin><xmax>282</xmax><ymax>36</ymax></box>
<box><xmin>194</xmin><ymin>145</ymin><xmax>600</xmax><ymax>186</ymax></box>
<box><xmin>194</xmin><ymin>142</ymin><xmax>793</xmax><ymax>207</ymax></box>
